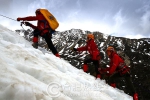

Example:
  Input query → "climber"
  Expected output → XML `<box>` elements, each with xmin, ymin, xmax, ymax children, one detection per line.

<box><xmin>99</xmin><ymin>46</ymin><xmax>138</xmax><ymax>100</ymax></box>
<box><xmin>17</xmin><ymin>9</ymin><xmax>60</xmax><ymax>57</ymax></box>
<box><xmin>73</xmin><ymin>34</ymin><xmax>101</xmax><ymax>78</ymax></box>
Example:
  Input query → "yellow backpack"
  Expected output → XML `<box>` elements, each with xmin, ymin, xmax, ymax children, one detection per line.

<box><xmin>40</xmin><ymin>9</ymin><xmax>59</xmax><ymax>30</ymax></box>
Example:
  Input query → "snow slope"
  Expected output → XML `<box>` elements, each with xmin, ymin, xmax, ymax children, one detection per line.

<box><xmin>0</xmin><ymin>24</ymin><xmax>132</xmax><ymax>100</ymax></box>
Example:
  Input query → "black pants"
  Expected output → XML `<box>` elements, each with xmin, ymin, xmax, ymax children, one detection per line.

<box><xmin>108</xmin><ymin>72</ymin><xmax>136</xmax><ymax>95</ymax></box>
<box><xmin>33</xmin><ymin>29</ymin><xmax>58</xmax><ymax>55</ymax></box>
<box><xmin>84</xmin><ymin>58</ymin><xmax>100</xmax><ymax>77</ymax></box>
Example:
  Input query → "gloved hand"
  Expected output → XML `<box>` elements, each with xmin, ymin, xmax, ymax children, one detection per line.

<box><xmin>17</xmin><ymin>17</ymin><xmax>22</xmax><ymax>21</ymax></box>
<box><xmin>73</xmin><ymin>48</ymin><xmax>77</xmax><ymax>51</ymax></box>
<box><xmin>24</xmin><ymin>22</ymin><xmax>31</xmax><ymax>26</ymax></box>
<box><xmin>98</xmin><ymin>68</ymin><xmax>104</xmax><ymax>74</ymax></box>
<box><xmin>98</xmin><ymin>68</ymin><xmax>102</xmax><ymax>71</ymax></box>
<box><xmin>98</xmin><ymin>68</ymin><xmax>108</xmax><ymax>74</ymax></box>
<box><xmin>32</xmin><ymin>42</ymin><xmax>38</xmax><ymax>49</ymax></box>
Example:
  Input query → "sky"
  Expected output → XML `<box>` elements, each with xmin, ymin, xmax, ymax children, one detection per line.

<box><xmin>0</xmin><ymin>24</ymin><xmax>133</xmax><ymax>100</ymax></box>
<box><xmin>0</xmin><ymin>0</ymin><xmax>150</xmax><ymax>39</ymax></box>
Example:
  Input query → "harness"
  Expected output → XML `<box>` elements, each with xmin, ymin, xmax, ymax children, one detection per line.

<box><xmin>117</xmin><ymin>62</ymin><xmax>130</xmax><ymax>75</ymax></box>
<box><xmin>39</xmin><ymin>20</ymin><xmax>55</xmax><ymax>36</ymax></box>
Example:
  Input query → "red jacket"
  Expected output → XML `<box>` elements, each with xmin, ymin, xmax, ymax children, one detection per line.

<box><xmin>19</xmin><ymin>14</ymin><xmax>49</xmax><ymax>36</ymax></box>
<box><xmin>104</xmin><ymin>52</ymin><xmax>129</xmax><ymax>75</ymax></box>
<box><xmin>77</xmin><ymin>39</ymin><xmax>100</xmax><ymax>60</ymax></box>
<box><xmin>19</xmin><ymin>13</ymin><xmax>50</xmax><ymax>43</ymax></box>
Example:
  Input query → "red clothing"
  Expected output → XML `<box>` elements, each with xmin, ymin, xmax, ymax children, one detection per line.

<box><xmin>105</xmin><ymin>52</ymin><xmax>129</xmax><ymax>76</ymax></box>
<box><xmin>77</xmin><ymin>39</ymin><xmax>100</xmax><ymax>60</ymax></box>
<box><xmin>19</xmin><ymin>14</ymin><xmax>49</xmax><ymax>36</ymax></box>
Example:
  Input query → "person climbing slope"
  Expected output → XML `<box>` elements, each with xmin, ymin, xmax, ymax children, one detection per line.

<box><xmin>17</xmin><ymin>8</ymin><xmax>60</xmax><ymax>58</ymax></box>
<box><xmin>73</xmin><ymin>34</ymin><xmax>101</xmax><ymax>78</ymax></box>
<box><xmin>99</xmin><ymin>46</ymin><xmax>138</xmax><ymax>100</ymax></box>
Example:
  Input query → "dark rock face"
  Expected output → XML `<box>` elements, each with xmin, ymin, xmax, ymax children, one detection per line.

<box><xmin>18</xmin><ymin>29</ymin><xmax>150</xmax><ymax>100</ymax></box>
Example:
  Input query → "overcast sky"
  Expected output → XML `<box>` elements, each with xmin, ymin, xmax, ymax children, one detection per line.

<box><xmin>0</xmin><ymin>0</ymin><xmax>150</xmax><ymax>38</ymax></box>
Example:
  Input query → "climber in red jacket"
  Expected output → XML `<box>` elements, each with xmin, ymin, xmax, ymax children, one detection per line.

<box><xmin>73</xmin><ymin>34</ymin><xmax>101</xmax><ymax>78</ymax></box>
<box><xmin>99</xmin><ymin>46</ymin><xmax>138</xmax><ymax>100</ymax></box>
<box><xmin>17</xmin><ymin>9</ymin><xmax>60</xmax><ymax>58</ymax></box>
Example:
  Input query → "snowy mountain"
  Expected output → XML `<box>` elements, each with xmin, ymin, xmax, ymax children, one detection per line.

<box><xmin>51</xmin><ymin>29</ymin><xmax>150</xmax><ymax>100</ymax></box>
<box><xmin>0</xmin><ymin>25</ymin><xmax>133</xmax><ymax>100</ymax></box>
<box><xmin>16</xmin><ymin>28</ymin><xmax>150</xmax><ymax>100</ymax></box>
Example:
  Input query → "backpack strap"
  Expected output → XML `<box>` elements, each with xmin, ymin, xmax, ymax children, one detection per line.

<box><xmin>39</xmin><ymin>20</ymin><xmax>50</xmax><ymax>29</ymax></box>
<box><xmin>39</xmin><ymin>20</ymin><xmax>55</xmax><ymax>35</ymax></box>
<box><xmin>117</xmin><ymin>62</ymin><xmax>130</xmax><ymax>75</ymax></box>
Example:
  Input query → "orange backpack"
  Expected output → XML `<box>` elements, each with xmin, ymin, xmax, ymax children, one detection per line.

<box><xmin>40</xmin><ymin>9</ymin><xmax>59</xmax><ymax>30</ymax></box>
